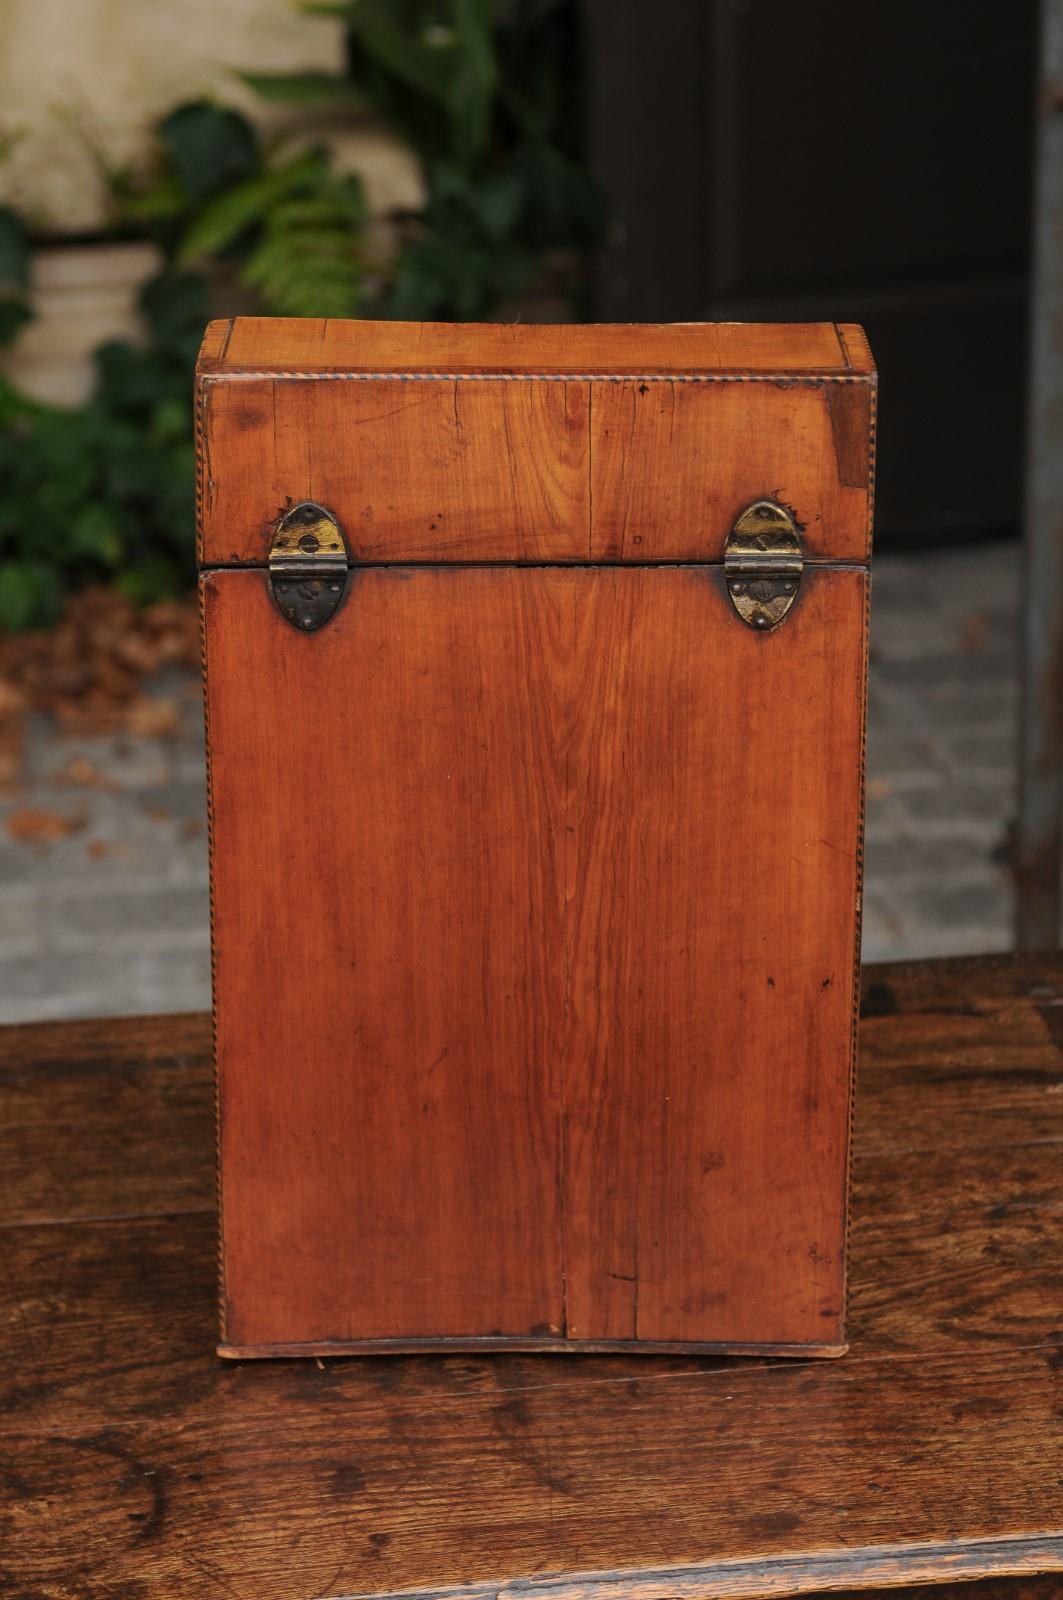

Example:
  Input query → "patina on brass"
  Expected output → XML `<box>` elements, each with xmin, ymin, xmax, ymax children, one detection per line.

<box><xmin>269</xmin><ymin>502</ymin><xmax>349</xmax><ymax>632</ymax></box>
<box><xmin>724</xmin><ymin>500</ymin><xmax>804</xmax><ymax>631</ymax></box>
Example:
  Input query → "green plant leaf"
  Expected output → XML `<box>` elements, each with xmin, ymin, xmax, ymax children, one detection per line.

<box><xmin>149</xmin><ymin>395</ymin><xmax>190</xmax><ymax>446</ymax></box>
<box><xmin>0</xmin><ymin>563</ymin><xmax>58</xmax><ymax>631</ymax></box>
<box><xmin>0</xmin><ymin>297</ymin><xmax>31</xmax><ymax>349</ymax></box>
<box><xmin>94</xmin><ymin>340</ymin><xmax>173</xmax><ymax>416</ymax></box>
<box><xmin>69</xmin><ymin>504</ymin><xmax>124</xmax><ymax>567</ymax></box>
<box><xmin>119</xmin><ymin>171</ymin><xmax>190</xmax><ymax>223</ymax></box>
<box><xmin>0</xmin><ymin>0</ymin><xmax>604</xmax><ymax>628</ymax></box>
<box><xmin>243</xmin><ymin>213</ymin><xmax>366</xmax><ymax>317</ymax></box>
<box><xmin>0</xmin><ymin>373</ymin><xmax>37</xmax><ymax>425</ymax></box>
<box><xmin>239</xmin><ymin>70</ymin><xmax>370</xmax><ymax>110</ymax></box>
<box><xmin>176</xmin><ymin>155</ymin><xmax>322</xmax><ymax>264</ymax></box>
<box><xmin>466</xmin><ymin>171</ymin><xmax>525</xmax><ymax>241</ymax></box>
<box><xmin>447</xmin><ymin>0</ymin><xmax>498</xmax><ymax>161</ymax></box>
<box><xmin>342</xmin><ymin>0</ymin><xmax>463</xmax><ymax>107</ymax></box>
<box><xmin>158</xmin><ymin>102</ymin><xmax>261</xmax><ymax>201</ymax></box>
<box><xmin>116</xmin><ymin>555</ymin><xmax>183</xmax><ymax>605</ymax></box>
<box><xmin>139</xmin><ymin>269</ymin><xmax>211</xmax><ymax>364</ymax></box>
<box><xmin>0</xmin><ymin>205</ymin><xmax>30</xmax><ymax>289</ymax></box>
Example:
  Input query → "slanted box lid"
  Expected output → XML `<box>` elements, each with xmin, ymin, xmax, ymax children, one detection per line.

<box><xmin>197</xmin><ymin>319</ymin><xmax>875</xmax><ymax>567</ymax></box>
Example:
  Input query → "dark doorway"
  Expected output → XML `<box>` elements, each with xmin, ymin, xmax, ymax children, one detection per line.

<box><xmin>585</xmin><ymin>0</ymin><xmax>1038</xmax><ymax>544</ymax></box>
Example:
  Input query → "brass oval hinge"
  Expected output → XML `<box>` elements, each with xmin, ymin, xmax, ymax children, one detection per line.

<box><xmin>269</xmin><ymin>502</ymin><xmax>349</xmax><ymax>632</ymax></box>
<box><xmin>725</xmin><ymin>500</ymin><xmax>804</xmax><ymax>632</ymax></box>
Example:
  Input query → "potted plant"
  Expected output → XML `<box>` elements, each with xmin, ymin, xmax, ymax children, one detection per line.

<box><xmin>242</xmin><ymin>0</ymin><xmax>605</xmax><ymax>320</ymax></box>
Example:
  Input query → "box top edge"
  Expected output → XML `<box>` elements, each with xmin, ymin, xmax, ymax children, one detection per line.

<box><xmin>197</xmin><ymin>317</ymin><xmax>876</xmax><ymax>379</ymax></box>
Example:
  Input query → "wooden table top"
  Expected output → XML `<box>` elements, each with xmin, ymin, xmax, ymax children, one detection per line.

<box><xmin>2</xmin><ymin>954</ymin><xmax>1062</xmax><ymax>1600</ymax></box>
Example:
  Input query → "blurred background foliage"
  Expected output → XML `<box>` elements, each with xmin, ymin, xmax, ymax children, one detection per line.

<box><xmin>0</xmin><ymin>0</ymin><xmax>602</xmax><ymax>631</ymax></box>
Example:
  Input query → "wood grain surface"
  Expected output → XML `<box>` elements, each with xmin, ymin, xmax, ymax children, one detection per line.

<box><xmin>203</xmin><ymin>562</ymin><xmax>866</xmax><ymax>1355</ymax></box>
<box><xmin>200</xmin><ymin>374</ymin><xmax>592</xmax><ymax>564</ymax></box>
<box><xmin>196</xmin><ymin>319</ymin><xmax>876</xmax><ymax>566</ymax></box>
<box><xmin>1</xmin><ymin>956</ymin><xmax>1061</xmax><ymax>1597</ymax></box>
<box><xmin>200</xmin><ymin>318</ymin><xmax>874</xmax><ymax>375</ymax></box>
<box><xmin>199</xmin><ymin>320</ymin><xmax>875</xmax><ymax>1356</ymax></box>
<box><xmin>589</xmin><ymin>378</ymin><xmax>871</xmax><ymax>562</ymax></box>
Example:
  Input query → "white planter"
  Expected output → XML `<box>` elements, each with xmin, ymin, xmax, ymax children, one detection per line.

<box><xmin>1</xmin><ymin>240</ymin><xmax>162</xmax><ymax>407</ymax></box>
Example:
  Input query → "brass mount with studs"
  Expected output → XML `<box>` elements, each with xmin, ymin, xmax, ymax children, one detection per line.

<box><xmin>269</xmin><ymin>502</ymin><xmax>349</xmax><ymax>631</ymax></box>
<box><xmin>724</xmin><ymin>500</ymin><xmax>804</xmax><ymax>632</ymax></box>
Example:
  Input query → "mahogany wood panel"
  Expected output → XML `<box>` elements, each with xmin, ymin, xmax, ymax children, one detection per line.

<box><xmin>203</xmin><ymin>317</ymin><xmax>873</xmax><ymax>375</ymax></box>
<box><xmin>204</xmin><ymin>564</ymin><xmax>865</xmax><ymax>1355</ymax></box>
<box><xmin>196</xmin><ymin>320</ymin><xmax>875</xmax><ymax>566</ymax></box>
<box><xmin>1</xmin><ymin>955</ymin><xmax>1062</xmax><ymax>1597</ymax></box>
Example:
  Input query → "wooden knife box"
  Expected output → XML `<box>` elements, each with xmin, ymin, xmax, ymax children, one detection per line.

<box><xmin>197</xmin><ymin>317</ymin><xmax>875</xmax><ymax>1358</ymax></box>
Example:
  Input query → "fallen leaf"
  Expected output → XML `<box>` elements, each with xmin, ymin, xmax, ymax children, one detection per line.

<box><xmin>86</xmin><ymin>839</ymin><xmax>110</xmax><ymax>860</ymax></box>
<box><xmin>145</xmin><ymin>804</ymin><xmax>172</xmax><ymax>824</ymax></box>
<box><xmin>0</xmin><ymin>679</ymin><xmax>26</xmax><ymax>717</ymax></box>
<box><xmin>53</xmin><ymin>755</ymin><xmax>120</xmax><ymax>791</ymax></box>
<box><xmin>125</xmin><ymin>698</ymin><xmax>181</xmax><ymax>739</ymax></box>
<box><xmin>0</xmin><ymin>721</ymin><xmax>24</xmax><ymax>790</ymax></box>
<box><xmin>866</xmin><ymin>777</ymin><xmax>892</xmax><ymax>801</ymax></box>
<box><xmin>7</xmin><ymin>806</ymin><xmax>86</xmax><ymax>844</ymax></box>
<box><xmin>0</xmin><ymin>587</ymin><xmax>200</xmax><ymax>735</ymax></box>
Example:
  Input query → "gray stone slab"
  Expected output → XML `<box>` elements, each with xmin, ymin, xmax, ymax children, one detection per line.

<box><xmin>48</xmin><ymin>883</ymin><xmax>211</xmax><ymax>951</ymax></box>
<box><xmin>864</xmin><ymin>832</ymin><xmax>1001</xmax><ymax>885</ymax></box>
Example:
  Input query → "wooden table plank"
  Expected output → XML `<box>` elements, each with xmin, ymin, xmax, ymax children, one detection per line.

<box><xmin>3</xmin><ymin>1124</ymin><xmax>1061</xmax><ymax>1432</ymax></box>
<box><xmin>1</xmin><ymin>955</ymin><xmax>1061</xmax><ymax>1599</ymax></box>
<box><xmin>0</xmin><ymin>1012</ymin><xmax>213</xmax><ymax>1226</ymax></box>
<box><xmin>4</xmin><ymin>1346</ymin><xmax>1062</xmax><ymax>1597</ymax></box>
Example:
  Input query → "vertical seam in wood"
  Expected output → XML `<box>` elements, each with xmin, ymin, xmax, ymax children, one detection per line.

<box><xmin>219</xmin><ymin>317</ymin><xmax>234</xmax><ymax>362</ymax></box>
<box><xmin>307</xmin><ymin>383</ymin><xmax>316</xmax><ymax>503</ymax></box>
<box><xmin>198</xmin><ymin>576</ymin><xmax>226</xmax><ymax>1346</ymax></box>
<box><xmin>632</xmin><ymin>1229</ymin><xmax>640</xmax><ymax>1342</ymax></box>
<box><xmin>270</xmin><ymin>380</ymin><xmax>278</xmax><ymax>501</ymax></box>
<box><xmin>586</xmin><ymin>380</ymin><xmax>594</xmax><ymax>561</ymax></box>
<box><xmin>621</xmin><ymin>385</ymin><xmax>636</xmax><ymax>562</ymax></box>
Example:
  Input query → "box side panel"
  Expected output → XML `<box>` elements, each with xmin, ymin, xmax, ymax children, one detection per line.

<box><xmin>589</xmin><ymin>379</ymin><xmax>873</xmax><ymax>564</ymax></box>
<box><xmin>204</xmin><ymin>567</ymin><xmax>568</xmax><ymax>1347</ymax></box>
<box><xmin>208</xmin><ymin>317</ymin><xmax>862</xmax><ymax>376</ymax></box>
<box><xmin>562</xmin><ymin>565</ymin><xmax>865</xmax><ymax>1348</ymax></box>
<box><xmin>198</xmin><ymin>376</ymin><xmax>591</xmax><ymax>566</ymax></box>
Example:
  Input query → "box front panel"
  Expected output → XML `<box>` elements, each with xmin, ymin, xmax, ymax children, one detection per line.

<box><xmin>561</xmin><ymin>565</ymin><xmax>865</xmax><ymax>1347</ymax></box>
<box><xmin>205</xmin><ymin>562</ymin><xmax>865</xmax><ymax>1352</ymax></box>
<box><xmin>206</xmin><ymin>566</ymin><xmax>568</xmax><ymax>1347</ymax></box>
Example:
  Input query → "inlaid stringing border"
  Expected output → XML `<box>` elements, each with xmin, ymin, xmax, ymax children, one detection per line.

<box><xmin>200</xmin><ymin>369</ymin><xmax>876</xmax><ymax>385</ymax></box>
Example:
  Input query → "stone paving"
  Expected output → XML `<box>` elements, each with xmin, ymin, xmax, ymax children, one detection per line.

<box><xmin>863</xmin><ymin>540</ymin><xmax>1019</xmax><ymax>962</ymax></box>
<box><xmin>0</xmin><ymin>541</ymin><xmax>1022</xmax><ymax>1023</ymax></box>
